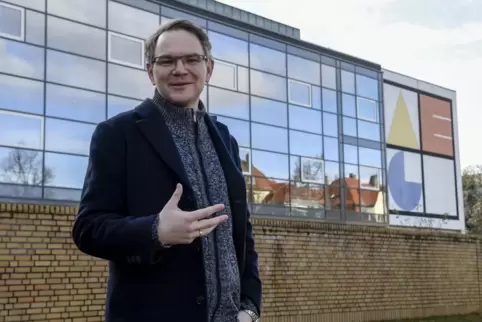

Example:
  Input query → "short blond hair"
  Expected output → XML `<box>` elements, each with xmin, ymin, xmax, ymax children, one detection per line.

<box><xmin>145</xmin><ymin>19</ymin><xmax>213</xmax><ymax>64</ymax></box>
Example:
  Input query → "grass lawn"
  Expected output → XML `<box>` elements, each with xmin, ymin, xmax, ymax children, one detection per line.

<box><xmin>389</xmin><ymin>313</ymin><xmax>481</xmax><ymax>321</ymax></box>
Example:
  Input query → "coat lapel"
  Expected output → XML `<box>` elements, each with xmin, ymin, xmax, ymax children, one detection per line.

<box><xmin>134</xmin><ymin>99</ymin><xmax>192</xmax><ymax>191</ymax></box>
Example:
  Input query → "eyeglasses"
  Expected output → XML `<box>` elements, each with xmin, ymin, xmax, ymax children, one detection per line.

<box><xmin>152</xmin><ymin>54</ymin><xmax>208</xmax><ymax>68</ymax></box>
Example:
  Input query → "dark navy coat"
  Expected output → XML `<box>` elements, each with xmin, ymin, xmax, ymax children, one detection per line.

<box><xmin>72</xmin><ymin>99</ymin><xmax>262</xmax><ymax>322</ymax></box>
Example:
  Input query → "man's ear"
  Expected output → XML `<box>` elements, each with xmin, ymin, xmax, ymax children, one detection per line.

<box><xmin>147</xmin><ymin>63</ymin><xmax>155</xmax><ymax>85</ymax></box>
<box><xmin>205</xmin><ymin>59</ymin><xmax>214</xmax><ymax>83</ymax></box>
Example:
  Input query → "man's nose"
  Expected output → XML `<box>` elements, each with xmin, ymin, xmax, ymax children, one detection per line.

<box><xmin>172</xmin><ymin>59</ymin><xmax>188</xmax><ymax>74</ymax></box>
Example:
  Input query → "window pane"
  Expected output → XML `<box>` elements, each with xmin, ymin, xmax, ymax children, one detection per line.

<box><xmin>46</xmin><ymin>84</ymin><xmax>106</xmax><ymax>123</ymax></box>
<box><xmin>108</xmin><ymin>63</ymin><xmax>153</xmax><ymax>100</ymax></box>
<box><xmin>47</xmin><ymin>50</ymin><xmax>106</xmax><ymax>92</ymax></box>
<box><xmin>358</xmin><ymin>120</ymin><xmax>380</xmax><ymax>142</ymax></box>
<box><xmin>109</xmin><ymin>32</ymin><xmax>144</xmax><ymax>68</ymax></box>
<box><xmin>251</xmin><ymin>97</ymin><xmax>287</xmax><ymax>127</ymax></box>
<box><xmin>0</xmin><ymin>39</ymin><xmax>44</xmax><ymax>79</ymax></box>
<box><xmin>288</xmin><ymin>80</ymin><xmax>311</xmax><ymax>107</ymax></box>
<box><xmin>324</xmin><ymin>136</ymin><xmax>339</xmax><ymax>161</ymax></box>
<box><xmin>108</xmin><ymin>95</ymin><xmax>140</xmax><ymax>118</ymax></box>
<box><xmin>288</xmin><ymin>54</ymin><xmax>320</xmax><ymax>85</ymax></box>
<box><xmin>343</xmin><ymin>117</ymin><xmax>357</xmax><ymax>137</ymax></box>
<box><xmin>216</xmin><ymin>116</ymin><xmax>250</xmax><ymax>148</ymax></box>
<box><xmin>26</xmin><ymin>10</ymin><xmax>45</xmax><ymax>46</ymax></box>
<box><xmin>344</xmin><ymin>164</ymin><xmax>359</xmax><ymax>186</ymax></box>
<box><xmin>311</xmin><ymin>86</ymin><xmax>321</xmax><ymax>110</ymax></box>
<box><xmin>47</xmin><ymin>16</ymin><xmax>106</xmax><ymax>59</ymax></box>
<box><xmin>237</xmin><ymin>66</ymin><xmax>249</xmax><ymax>93</ymax></box>
<box><xmin>322</xmin><ymin>64</ymin><xmax>336</xmax><ymax>89</ymax></box>
<box><xmin>45</xmin><ymin>118</ymin><xmax>95</xmax><ymax>155</ymax></box>
<box><xmin>323</xmin><ymin>112</ymin><xmax>338</xmax><ymax>137</ymax></box>
<box><xmin>7</xmin><ymin>0</ymin><xmax>45</xmax><ymax>11</ymax></box>
<box><xmin>360</xmin><ymin>166</ymin><xmax>380</xmax><ymax>190</ymax></box>
<box><xmin>48</xmin><ymin>0</ymin><xmax>106</xmax><ymax>27</ymax></box>
<box><xmin>290</xmin><ymin>182</ymin><xmax>324</xmax><ymax>212</ymax></box>
<box><xmin>0</xmin><ymin>111</ymin><xmax>43</xmax><ymax>149</ymax></box>
<box><xmin>210</xmin><ymin>60</ymin><xmax>237</xmax><ymax>90</ymax></box>
<box><xmin>249</xmin><ymin>43</ymin><xmax>286</xmax><ymax>76</ymax></box>
<box><xmin>251</xmin><ymin>150</ymin><xmax>289</xmax><ymax>180</ymax></box>
<box><xmin>324</xmin><ymin>161</ymin><xmax>340</xmax><ymax>185</ymax></box>
<box><xmin>108</xmin><ymin>1</ymin><xmax>158</xmax><ymax>39</ymax></box>
<box><xmin>289</xmin><ymin>105</ymin><xmax>321</xmax><ymax>134</ymax></box>
<box><xmin>356</xmin><ymin>74</ymin><xmax>378</xmax><ymax>100</ymax></box>
<box><xmin>250</xmin><ymin>70</ymin><xmax>286</xmax><ymax>101</ymax></box>
<box><xmin>44</xmin><ymin>152</ymin><xmax>88</xmax><ymax>189</ymax></box>
<box><xmin>209</xmin><ymin>31</ymin><xmax>248</xmax><ymax>66</ymax></box>
<box><xmin>341</xmin><ymin>70</ymin><xmax>355</xmax><ymax>94</ymax></box>
<box><xmin>344</xmin><ymin>144</ymin><xmax>358</xmax><ymax>164</ymax></box>
<box><xmin>322</xmin><ymin>88</ymin><xmax>337</xmax><ymax>113</ymax></box>
<box><xmin>0</xmin><ymin>3</ymin><xmax>24</xmax><ymax>40</ymax></box>
<box><xmin>0</xmin><ymin>147</ymin><xmax>45</xmax><ymax>192</ymax></box>
<box><xmin>239</xmin><ymin>148</ymin><xmax>251</xmax><ymax>175</ymax></box>
<box><xmin>289</xmin><ymin>131</ymin><xmax>322</xmax><ymax>158</ymax></box>
<box><xmin>357</xmin><ymin>97</ymin><xmax>378</xmax><ymax>122</ymax></box>
<box><xmin>342</xmin><ymin>94</ymin><xmax>356</xmax><ymax>117</ymax></box>
<box><xmin>359</xmin><ymin>147</ymin><xmax>381</xmax><ymax>167</ymax></box>
<box><xmin>0</xmin><ymin>74</ymin><xmax>44</xmax><ymax>114</ymax></box>
<box><xmin>251</xmin><ymin>123</ymin><xmax>287</xmax><ymax>153</ymax></box>
<box><xmin>290</xmin><ymin>156</ymin><xmax>324</xmax><ymax>184</ymax></box>
<box><xmin>208</xmin><ymin>87</ymin><xmax>249</xmax><ymax>120</ymax></box>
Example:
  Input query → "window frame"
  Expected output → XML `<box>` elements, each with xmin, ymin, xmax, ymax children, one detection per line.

<box><xmin>300</xmin><ymin>157</ymin><xmax>324</xmax><ymax>184</ymax></box>
<box><xmin>239</xmin><ymin>147</ymin><xmax>251</xmax><ymax>175</ymax></box>
<box><xmin>0</xmin><ymin>2</ymin><xmax>25</xmax><ymax>41</ymax></box>
<box><xmin>0</xmin><ymin>110</ymin><xmax>44</xmax><ymax>150</ymax></box>
<box><xmin>359</xmin><ymin>166</ymin><xmax>380</xmax><ymax>191</ymax></box>
<box><xmin>357</xmin><ymin>97</ymin><xmax>378</xmax><ymax>122</ymax></box>
<box><xmin>288</xmin><ymin>79</ymin><xmax>312</xmax><ymax>108</ymax></box>
<box><xmin>212</xmin><ymin>59</ymin><xmax>237</xmax><ymax>91</ymax></box>
<box><xmin>108</xmin><ymin>31</ymin><xmax>145</xmax><ymax>69</ymax></box>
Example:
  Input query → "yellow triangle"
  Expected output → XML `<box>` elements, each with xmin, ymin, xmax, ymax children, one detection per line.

<box><xmin>387</xmin><ymin>91</ymin><xmax>419</xmax><ymax>149</ymax></box>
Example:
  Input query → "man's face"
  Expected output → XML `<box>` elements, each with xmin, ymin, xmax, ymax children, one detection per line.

<box><xmin>147</xmin><ymin>29</ymin><xmax>213</xmax><ymax>108</ymax></box>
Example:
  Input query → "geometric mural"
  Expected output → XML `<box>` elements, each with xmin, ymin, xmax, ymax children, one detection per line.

<box><xmin>420</xmin><ymin>95</ymin><xmax>454</xmax><ymax>157</ymax></box>
<box><xmin>423</xmin><ymin>155</ymin><xmax>457</xmax><ymax>216</ymax></box>
<box><xmin>387</xmin><ymin>148</ymin><xmax>424</xmax><ymax>212</ymax></box>
<box><xmin>384</xmin><ymin>84</ymin><xmax>420</xmax><ymax>150</ymax></box>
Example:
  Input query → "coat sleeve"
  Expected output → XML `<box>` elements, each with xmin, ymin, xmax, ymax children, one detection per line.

<box><xmin>72</xmin><ymin>121</ymin><xmax>164</xmax><ymax>265</ymax></box>
<box><xmin>230</xmin><ymin>136</ymin><xmax>263</xmax><ymax>315</ymax></box>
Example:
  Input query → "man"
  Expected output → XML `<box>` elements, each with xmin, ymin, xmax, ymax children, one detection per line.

<box><xmin>72</xmin><ymin>19</ymin><xmax>262</xmax><ymax>322</ymax></box>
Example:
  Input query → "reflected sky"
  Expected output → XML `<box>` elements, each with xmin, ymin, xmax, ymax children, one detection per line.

<box><xmin>251</xmin><ymin>123</ymin><xmax>287</xmax><ymax>153</ymax></box>
<box><xmin>251</xmin><ymin>96</ymin><xmax>287</xmax><ymax>127</ymax></box>
<box><xmin>209</xmin><ymin>30</ymin><xmax>248</xmax><ymax>66</ymax></box>
<box><xmin>290</xmin><ymin>130</ymin><xmax>323</xmax><ymax>158</ymax></box>
<box><xmin>249</xmin><ymin>43</ymin><xmax>286</xmax><ymax>76</ymax></box>
<box><xmin>287</xmin><ymin>54</ymin><xmax>320</xmax><ymax>86</ymax></box>
<box><xmin>0</xmin><ymin>74</ymin><xmax>44</xmax><ymax>114</ymax></box>
<box><xmin>0</xmin><ymin>38</ymin><xmax>44</xmax><ymax>79</ymax></box>
<box><xmin>289</xmin><ymin>105</ymin><xmax>321</xmax><ymax>134</ymax></box>
<box><xmin>45</xmin><ymin>118</ymin><xmax>95</xmax><ymax>155</ymax></box>
<box><xmin>44</xmin><ymin>152</ymin><xmax>88</xmax><ymax>189</ymax></box>
<box><xmin>250</xmin><ymin>70</ymin><xmax>286</xmax><ymax>102</ymax></box>
<box><xmin>0</xmin><ymin>111</ymin><xmax>43</xmax><ymax>150</ymax></box>
<box><xmin>251</xmin><ymin>149</ymin><xmax>289</xmax><ymax>180</ymax></box>
<box><xmin>108</xmin><ymin>95</ymin><xmax>141</xmax><ymax>118</ymax></box>
<box><xmin>48</xmin><ymin>0</ymin><xmax>106</xmax><ymax>28</ymax></box>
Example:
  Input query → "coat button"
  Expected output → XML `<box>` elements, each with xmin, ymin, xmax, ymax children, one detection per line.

<box><xmin>196</xmin><ymin>295</ymin><xmax>204</xmax><ymax>305</ymax></box>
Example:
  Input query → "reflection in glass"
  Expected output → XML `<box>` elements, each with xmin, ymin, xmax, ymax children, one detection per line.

<box><xmin>44</xmin><ymin>152</ymin><xmax>88</xmax><ymax>189</ymax></box>
<box><xmin>238</xmin><ymin>147</ymin><xmax>251</xmax><ymax>175</ymax></box>
<box><xmin>251</xmin><ymin>150</ymin><xmax>289</xmax><ymax>180</ymax></box>
<box><xmin>0</xmin><ymin>2</ymin><xmax>23</xmax><ymax>40</ymax></box>
<box><xmin>208</xmin><ymin>86</ymin><xmax>249</xmax><ymax>120</ymax></box>
<box><xmin>342</xmin><ymin>94</ymin><xmax>356</xmax><ymax>118</ymax></box>
<box><xmin>109</xmin><ymin>32</ymin><xmax>144</xmax><ymax>68</ymax></box>
<box><xmin>47</xmin><ymin>50</ymin><xmax>105</xmax><ymax>92</ymax></box>
<box><xmin>344</xmin><ymin>144</ymin><xmax>358</xmax><ymax>164</ymax></box>
<box><xmin>311</xmin><ymin>86</ymin><xmax>321</xmax><ymax>110</ymax></box>
<box><xmin>356</xmin><ymin>74</ymin><xmax>378</xmax><ymax>100</ymax></box>
<box><xmin>237</xmin><ymin>66</ymin><xmax>249</xmax><ymax>93</ymax></box>
<box><xmin>322</xmin><ymin>88</ymin><xmax>337</xmax><ymax>113</ymax></box>
<box><xmin>359</xmin><ymin>147</ymin><xmax>381</xmax><ymax>168</ymax></box>
<box><xmin>210</xmin><ymin>60</ymin><xmax>237</xmax><ymax>90</ymax></box>
<box><xmin>108</xmin><ymin>0</ymin><xmax>158</xmax><ymax>39</ymax></box>
<box><xmin>251</xmin><ymin>123</ymin><xmax>287</xmax><ymax>154</ymax></box>
<box><xmin>287</xmin><ymin>54</ymin><xmax>320</xmax><ymax>85</ymax></box>
<box><xmin>250</xmin><ymin>70</ymin><xmax>286</xmax><ymax>102</ymax></box>
<box><xmin>249</xmin><ymin>43</ymin><xmax>286</xmax><ymax>76</ymax></box>
<box><xmin>8</xmin><ymin>0</ymin><xmax>45</xmax><ymax>11</ymax></box>
<box><xmin>47</xmin><ymin>84</ymin><xmax>106</xmax><ymax>123</ymax></box>
<box><xmin>288</xmin><ymin>80</ymin><xmax>311</xmax><ymax>107</ymax></box>
<box><xmin>342</xmin><ymin>117</ymin><xmax>357</xmax><ymax>137</ymax></box>
<box><xmin>48</xmin><ymin>0</ymin><xmax>106</xmax><ymax>27</ymax></box>
<box><xmin>47</xmin><ymin>16</ymin><xmax>106</xmax><ymax>59</ymax></box>
<box><xmin>251</xmin><ymin>96</ymin><xmax>287</xmax><ymax>127</ymax></box>
<box><xmin>357</xmin><ymin>97</ymin><xmax>378</xmax><ymax>122</ymax></box>
<box><xmin>26</xmin><ymin>10</ymin><xmax>45</xmax><ymax>46</ymax></box>
<box><xmin>216</xmin><ymin>116</ymin><xmax>250</xmax><ymax>148</ymax></box>
<box><xmin>0</xmin><ymin>111</ymin><xmax>43</xmax><ymax>149</ymax></box>
<box><xmin>108</xmin><ymin>63</ymin><xmax>153</xmax><ymax>100</ymax></box>
<box><xmin>0</xmin><ymin>39</ymin><xmax>44</xmax><ymax>79</ymax></box>
<box><xmin>358</xmin><ymin>120</ymin><xmax>380</xmax><ymax>142</ymax></box>
<box><xmin>289</xmin><ymin>105</ymin><xmax>321</xmax><ymax>134</ymax></box>
<box><xmin>360</xmin><ymin>166</ymin><xmax>380</xmax><ymax>190</ymax></box>
<box><xmin>44</xmin><ymin>186</ymin><xmax>82</xmax><ymax>201</ymax></box>
<box><xmin>321</xmin><ymin>64</ymin><xmax>336</xmax><ymax>89</ymax></box>
<box><xmin>324</xmin><ymin>160</ymin><xmax>341</xmax><ymax>210</ymax></box>
<box><xmin>341</xmin><ymin>70</ymin><xmax>355</xmax><ymax>94</ymax></box>
<box><xmin>209</xmin><ymin>31</ymin><xmax>248</xmax><ymax>66</ymax></box>
<box><xmin>0</xmin><ymin>74</ymin><xmax>44</xmax><ymax>114</ymax></box>
<box><xmin>108</xmin><ymin>95</ymin><xmax>141</xmax><ymax>118</ymax></box>
<box><xmin>45</xmin><ymin>118</ymin><xmax>95</xmax><ymax>155</ymax></box>
<box><xmin>289</xmin><ymin>131</ymin><xmax>322</xmax><ymax>159</ymax></box>
<box><xmin>251</xmin><ymin>177</ymin><xmax>289</xmax><ymax>207</ymax></box>
<box><xmin>324</xmin><ymin>136</ymin><xmax>339</xmax><ymax>161</ymax></box>
<box><xmin>323</xmin><ymin>112</ymin><xmax>338</xmax><ymax>137</ymax></box>
<box><xmin>344</xmin><ymin>164</ymin><xmax>359</xmax><ymax>188</ymax></box>
<box><xmin>290</xmin><ymin>182</ymin><xmax>324</xmax><ymax>216</ymax></box>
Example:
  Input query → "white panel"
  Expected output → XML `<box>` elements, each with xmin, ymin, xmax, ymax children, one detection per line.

<box><xmin>423</xmin><ymin>155</ymin><xmax>457</xmax><ymax>217</ymax></box>
<box><xmin>389</xmin><ymin>214</ymin><xmax>464</xmax><ymax>231</ymax></box>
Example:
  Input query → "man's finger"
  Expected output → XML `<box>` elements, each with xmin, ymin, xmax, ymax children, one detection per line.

<box><xmin>187</xmin><ymin>204</ymin><xmax>225</xmax><ymax>221</ymax></box>
<box><xmin>188</xmin><ymin>215</ymin><xmax>228</xmax><ymax>239</ymax></box>
<box><xmin>166</xmin><ymin>183</ymin><xmax>183</xmax><ymax>208</ymax></box>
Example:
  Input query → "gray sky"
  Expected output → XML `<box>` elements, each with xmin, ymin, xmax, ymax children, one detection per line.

<box><xmin>219</xmin><ymin>0</ymin><xmax>482</xmax><ymax>169</ymax></box>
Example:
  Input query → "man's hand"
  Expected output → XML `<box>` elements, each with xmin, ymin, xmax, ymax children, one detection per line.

<box><xmin>237</xmin><ymin>311</ymin><xmax>252</xmax><ymax>322</ymax></box>
<box><xmin>157</xmin><ymin>184</ymin><xmax>228</xmax><ymax>245</ymax></box>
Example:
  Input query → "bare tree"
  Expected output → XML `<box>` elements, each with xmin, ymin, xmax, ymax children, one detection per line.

<box><xmin>463</xmin><ymin>165</ymin><xmax>482</xmax><ymax>233</ymax></box>
<box><xmin>1</xmin><ymin>147</ymin><xmax>54</xmax><ymax>186</ymax></box>
<box><xmin>292</xmin><ymin>156</ymin><xmax>324</xmax><ymax>184</ymax></box>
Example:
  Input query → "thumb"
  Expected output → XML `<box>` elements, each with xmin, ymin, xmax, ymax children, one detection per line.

<box><xmin>167</xmin><ymin>183</ymin><xmax>183</xmax><ymax>208</ymax></box>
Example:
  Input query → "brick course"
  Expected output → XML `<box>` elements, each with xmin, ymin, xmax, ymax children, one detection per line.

<box><xmin>0</xmin><ymin>203</ymin><xmax>479</xmax><ymax>322</ymax></box>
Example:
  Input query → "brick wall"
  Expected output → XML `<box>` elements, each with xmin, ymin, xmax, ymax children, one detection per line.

<box><xmin>0</xmin><ymin>203</ymin><xmax>480</xmax><ymax>322</ymax></box>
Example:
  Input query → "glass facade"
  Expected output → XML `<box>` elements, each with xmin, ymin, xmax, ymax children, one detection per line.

<box><xmin>0</xmin><ymin>0</ymin><xmax>386</xmax><ymax>223</ymax></box>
